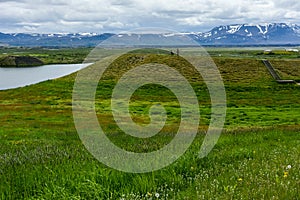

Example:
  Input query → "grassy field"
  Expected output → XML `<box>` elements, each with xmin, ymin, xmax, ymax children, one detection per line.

<box><xmin>0</xmin><ymin>48</ymin><xmax>300</xmax><ymax>199</ymax></box>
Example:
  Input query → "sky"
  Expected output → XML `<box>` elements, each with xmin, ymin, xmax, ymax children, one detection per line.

<box><xmin>0</xmin><ymin>0</ymin><xmax>300</xmax><ymax>33</ymax></box>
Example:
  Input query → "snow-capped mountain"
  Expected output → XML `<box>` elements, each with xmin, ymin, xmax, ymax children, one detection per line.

<box><xmin>0</xmin><ymin>32</ymin><xmax>114</xmax><ymax>47</ymax></box>
<box><xmin>189</xmin><ymin>23</ymin><xmax>300</xmax><ymax>45</ymax></box>
<box><xmin>0</xmin><ymin>23</ymin><xmax>299</xmax><ymax>47</ymax></box>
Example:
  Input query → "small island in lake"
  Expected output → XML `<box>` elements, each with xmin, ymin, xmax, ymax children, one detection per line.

<box><xmin>0</xmin><ymin>55</ymin><xmax>44</xmax><ymax>67</ymax></box>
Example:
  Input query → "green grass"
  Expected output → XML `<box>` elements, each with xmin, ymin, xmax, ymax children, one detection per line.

<box><xmin>1</xmin><ymin>128</ymin><xmax>299</xmax><ymax>199</ymax></box>
<box><xmin>0</xmin><ymin>48</ymin><xmax>300</xmax><ymax>199</ymax></box>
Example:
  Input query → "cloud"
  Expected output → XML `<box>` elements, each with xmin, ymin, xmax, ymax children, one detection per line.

<box><xmin>0</xmin><ymin>0</ymin><xmax>299</xmax><ymax>33</ymax></box>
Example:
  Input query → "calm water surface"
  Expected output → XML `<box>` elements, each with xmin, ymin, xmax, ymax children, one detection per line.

<box><xmin>0</xmin><ymin>63</ymin><xmax>92</xmax><ymax>90</ymax></box>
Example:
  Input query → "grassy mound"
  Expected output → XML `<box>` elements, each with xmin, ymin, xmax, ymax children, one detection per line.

<box><xmin>0</xmin><ymin>55</ymin><xmax>44</xmax><ymax>67</ymax></box>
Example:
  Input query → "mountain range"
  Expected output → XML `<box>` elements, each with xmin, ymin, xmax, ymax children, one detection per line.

<box><xmin>0</xmin><ymin>23</ymin><xmax>299</xmax><ymax>47</ymax></box>
<box><xmin>190</xmin><ymin>23</ymin><xmax>300</xmax><ymax>45</ymax></box>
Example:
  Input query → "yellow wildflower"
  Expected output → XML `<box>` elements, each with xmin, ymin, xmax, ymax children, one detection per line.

<box><xmin>283</xmin><ymin>171</ymin><xmax>288</xmax><ymax>178</ymax></box>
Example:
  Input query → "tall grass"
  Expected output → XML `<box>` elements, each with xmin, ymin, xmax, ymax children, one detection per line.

<box><xmin>1</xmin><ymin>128</ymin><xmax>299</xmax><ymax>199</ymax></box>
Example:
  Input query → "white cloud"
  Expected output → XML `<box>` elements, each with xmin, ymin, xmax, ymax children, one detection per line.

<box><xmin>0</xmin><ymin>0</ymin><xmax>299</xmax><ymax>33</ymax></box>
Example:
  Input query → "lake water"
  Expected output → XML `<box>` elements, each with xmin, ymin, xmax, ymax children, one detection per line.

<box><xmin>0</xmin><ymin>63</ymin><xmax>92</xmax><ymax>90</ymax></box>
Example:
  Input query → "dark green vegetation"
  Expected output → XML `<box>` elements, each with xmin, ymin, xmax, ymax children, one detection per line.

<box><xmin>0</xmin><ymin>48</ymin><xmax>299</xmax><ymax>199</ymax></box>
<box><xmin>0</xmin><ymin>56</ymin><xmax>44</xmax><ymax>67</ymax></box>
<box><xmin>0</xmin><ymin>47</ymin><xmax>92</xmax><ymax>65</ymax></box>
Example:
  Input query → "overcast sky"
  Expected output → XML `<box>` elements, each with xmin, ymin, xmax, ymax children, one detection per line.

<box><xmin>0</xmin><ymin>0</ymin><xmax>299</xmax><ymax>33</ymax></box>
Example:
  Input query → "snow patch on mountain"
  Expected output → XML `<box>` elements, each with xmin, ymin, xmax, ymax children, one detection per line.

<box><xmin>227</xmin><ymin>25</ymin><xmax>242</xmax><ymax>34</ymax></box>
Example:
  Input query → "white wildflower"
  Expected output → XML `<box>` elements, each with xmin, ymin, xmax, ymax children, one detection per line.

<box><xmin>155</xmin><ymin>193</ymin><xmax>160</xmax><ymax>198</ymax></box>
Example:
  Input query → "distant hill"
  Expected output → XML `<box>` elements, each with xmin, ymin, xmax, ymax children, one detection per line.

<box><xmin>0</xmin><ymin>23</ymin><xmax>299</xmax><ymax>47</ymax></box>
<box><xmin>0</xmin><ymin>56</ymin><xmax>44</xmax><ymax>67</ymax></box>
